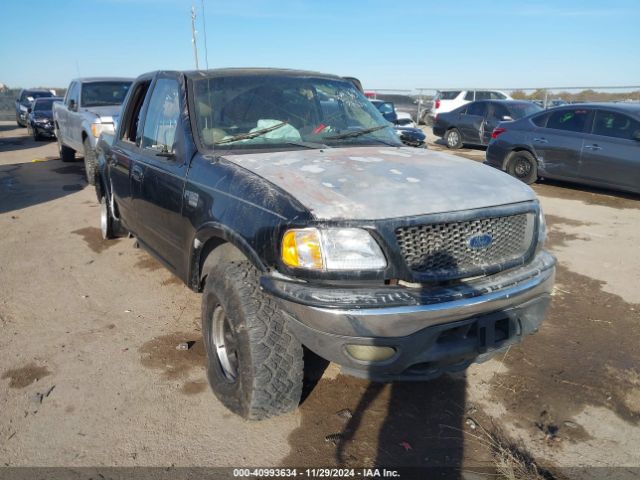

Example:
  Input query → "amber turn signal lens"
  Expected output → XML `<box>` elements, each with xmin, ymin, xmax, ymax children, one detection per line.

<box><xmin>281</xmin><ymin>229</ymin><xmax>323</xmax><ymax>269</ymax></box>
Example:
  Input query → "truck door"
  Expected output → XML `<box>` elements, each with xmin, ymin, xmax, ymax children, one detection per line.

<box><xmin>133</xmin><ymin>76</ymin><xmax>190</xmax><ymax>272</ymax></box>
<box><xmin>59</xmin><ymin>82</ymin><xmax>78</xmax><ymax>147</ymax></box>
<box><xmin>108</xmin><ymin>79</ymin><xmax>152</xmax><ymax>232</ymax></box>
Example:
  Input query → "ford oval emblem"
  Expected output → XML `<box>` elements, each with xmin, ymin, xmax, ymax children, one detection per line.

<box><xmin>468</xmin><ymin>233</ymin><xmax>493</xmax><ymax>249</ymax></box>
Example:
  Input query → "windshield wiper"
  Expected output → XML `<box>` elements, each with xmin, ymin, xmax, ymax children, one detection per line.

<box><xmin>285</xmin><ymin>140</ymin><xmax>331</xmax><ymax>149</ymax></box>
<box><xmin>215</xmin><ymin>121</ymin><xmax>288</xmax><ymax>145</ymax></box>
<box><xmin>323</xmin><ymin>125</ymin><xmax>389</xmax><ymax>140</ymax></box>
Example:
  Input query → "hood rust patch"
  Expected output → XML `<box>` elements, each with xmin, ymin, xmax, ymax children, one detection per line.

<box><xmin>224</xmin><ymin>146</ymin><xmax>537</xmax><ymax>220</ymax></box>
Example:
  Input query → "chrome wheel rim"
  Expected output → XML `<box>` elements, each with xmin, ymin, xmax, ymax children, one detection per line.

<box><xmin>100</xmin><ymin>198</ymin><xmax>108</xmax><ymax>239</ymax></box>
<box><xmin>514</xmin><ymin>158</ymin><xmax>531</xmax><ymax>177</ymax></box>
<box><xmin>211</xmin><ymin>305</ymin><xmax>238</xmax><ymax>382</ymax></box>
<box><xmin>447</xmin><ymin>131</ymin><xmax>459</xmax><ymax>147</ymax></box>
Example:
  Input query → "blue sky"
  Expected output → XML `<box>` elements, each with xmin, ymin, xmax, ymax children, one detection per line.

<box><xmin>1</xmin><ymin>0</ymin><xmax>638</xmax><ymax>91</ymax></box>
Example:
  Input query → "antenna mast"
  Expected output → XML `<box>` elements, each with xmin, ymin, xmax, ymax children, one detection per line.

<box><xmin>201</xmin><ymin>0</ymin><xmax>209</xmax><ymax>69</ymax></box>
<box><xmin>191</xmin><ymin>6</ymin><xmax>199</xmax><ymax>69</ymax></box>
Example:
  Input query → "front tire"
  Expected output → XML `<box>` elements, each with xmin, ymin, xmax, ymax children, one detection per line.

<box><xmin>202</xmin><ymin>260</ymin><xmax>304</xmax><ymax>420</ymax></box>
<box><xmin>83</xmin><ymin>138</ymin><xmax>97</xmax><ymax>186</ymax></box>
<box><xmin>507</xmin><ymin>151</ymin><xmax>538</xmax><ymax>185</ymax></box>
<box><xmin>445</xmin><ymin>128</ymin><xmax>463</xmax><ymax>149</ymax></box>
<box><xmin>58</xmin><ymin>137</ymin><xmax>75</xmax><ymax>162</ymax></box>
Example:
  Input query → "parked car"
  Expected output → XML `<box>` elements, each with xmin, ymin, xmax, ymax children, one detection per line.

<box><xmin>370</xmin><ymin>99</ymin><xmax>424</xmax><ymax>146</ymax></box>
<box><xmin>15</xmin><ymin>89</ymin><xmax>55</xmax><ymax>127</ymax></box>
<box><xmin>26</xmin><ymin>97</ymin><xmax>63</xmax><ymax>140</ymax></box>
<box><xmin>96</xmin><ymin>68</ymin><xmax>555</xmax><ymax>420</ymax></box>
<box><xmin>430</xmin><ymin>89</ymin><xmax>513</xmax><ymax>122</ymax></box>
<box><xmin>395</xmin><ymin>126</ymin><xmax>427</xmax><ymax>147</ymax></box>
<box><xmin>548</xmin><ymin>99</ymin><xmax>568</xmax><ymax>108</ymax></box>
<box><xmin>374</xmin><ymin>93</ymin><xmax>420</xmax><ymax>122</ymax></box>
<box><xmin>370</xmin><ymin>99</ymin><xmax>415</xmax><ymax>126</ymax></box>
<box><xmin>485</xmin><ymin>103</ymin><xmax>640</xmax><ymax>193</ymax></box>
<box><xmin>433</xmin><ymin>100</ymin><xmax>542</xmax><ymax>149</ymax></box>
<box><xmin>53</xmin><ymin>77</ymin><xmax>133</xmax><ymax>185</ymax></box>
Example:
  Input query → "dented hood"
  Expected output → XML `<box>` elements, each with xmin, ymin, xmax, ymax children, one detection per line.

<box><xmin>223</xmin><ymin>146</ymin><xmax>537</xmax><ymax>220</ymax></box>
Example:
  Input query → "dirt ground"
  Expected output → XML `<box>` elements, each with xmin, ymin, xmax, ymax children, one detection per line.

<box><xmin>1</xmin><ymin>121</ymin><xmax>639</xmax><ymax>478</ymax></box>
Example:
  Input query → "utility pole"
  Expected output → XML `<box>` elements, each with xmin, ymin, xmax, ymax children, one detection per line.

<box><xmin>191</xmin><ymin>6</ymin><xmax>199</xmax><ymax>69</ymax></box>
<box><xmin>201</xmin><ymin>0</ymin><xmax>209</xmax><ymax>69</ymax></box>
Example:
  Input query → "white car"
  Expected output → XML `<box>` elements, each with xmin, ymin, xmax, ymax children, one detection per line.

<box><xmin>431</xmin><ymin>89</ymin><xmax>512</xmax><ymax>120</ymax></box>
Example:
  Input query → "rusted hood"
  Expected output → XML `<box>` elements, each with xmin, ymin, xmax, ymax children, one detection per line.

<box><xmin>223</xmin><ymin>146</ymin><xmax>537</xmax><ymax>220</ymax></box>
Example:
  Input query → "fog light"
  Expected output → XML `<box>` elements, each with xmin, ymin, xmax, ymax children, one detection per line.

<box><xmin>345</xmin><ymin>345</ymin><xmax>396</xmax><ymax>362</ymax></box>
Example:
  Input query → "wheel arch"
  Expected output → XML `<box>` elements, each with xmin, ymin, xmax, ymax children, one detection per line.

<box><xmin>504</xmin><ymin>147</ymin><xmax>539</xmax><ymax>171</ymax></box>
<box><xmin>189</xmin><ymin>223</ymin><xmax>267</xmax><ymax>292</ymax></box>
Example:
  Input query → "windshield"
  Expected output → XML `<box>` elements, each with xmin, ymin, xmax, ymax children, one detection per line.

<box><xmin>191</xmin><ymin>74</ymin><xmax>401</xmax><ymax>152</ymax></box>
<box><xmin>81</xmin><ymin>81</ymin><xmax>131</xmax><ymax>107</ymax></box>
<box><xmin>33</xmin><ymin>99</ymin><xmax>58</xmax><ymax>111</ymax></box>
<box><xmin>510</xmin><ymin>103</ymin><xmax>543</xmax><ymax>119</ymax></box>
<box><xmin>21</xmin><ymin>91</ymin><xmax>52</xmax><ymax>104</ymax></box>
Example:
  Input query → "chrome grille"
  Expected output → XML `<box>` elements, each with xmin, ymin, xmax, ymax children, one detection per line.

<box><xmin>395</xmin><ymin>213</ymin><xmax>535</xmax><ymax>278</ymax></box>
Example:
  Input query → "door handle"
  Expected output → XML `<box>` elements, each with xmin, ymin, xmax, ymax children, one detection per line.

<box><xmin>131</xmin><ymin>166</ymin><xmax>144</xmax><ymax>182</ymax></box>
<box><xmin>533</xmin><ymin>137</ymin><xmax>548</xmax><ymax>144</ymax></box>
<box><xmin>584</xmin><ymin>144</ymin><xmax>602</xmax><ymax>151</ymax></box>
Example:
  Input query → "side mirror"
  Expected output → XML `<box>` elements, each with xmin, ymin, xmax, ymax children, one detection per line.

<box><xmin>69</xmin><ymin>100</ymin><xmax>76</xmax><ymax>111</ymax></box>
<box><xmin>27</xmin><ymin>107</ymin><xmax>32</xmax><ymax>113</ymax></box>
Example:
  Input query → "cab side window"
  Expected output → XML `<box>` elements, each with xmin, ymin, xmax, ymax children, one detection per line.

<box><xmin>592</xmin><ymin>111</ymin><xmax>640</xmax><ymax>140</ymax></box>
<box><xmin>119</xmin><ymin>80</ymin><xmax>152</xmax><ymax>145</ymax></box>
<box><xmin>464</xmin><ymin>91</ymin><xmax>474</xmax><ymax>101</ymax></box>
<box><xmin>66</xmin><ymin>83</ymin><xmax>79</xmax><ymax>108</ymax></box>
<box><xmin>141</xmin><ymin>79</ymin><xmax>180</xmax><ymax>154</ymax></box>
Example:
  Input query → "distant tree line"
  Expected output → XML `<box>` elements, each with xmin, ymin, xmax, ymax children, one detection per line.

<box><xmin>510</xmin><ymin>88</ymin><xmax>640</xmax><ymax>103</ymax></box>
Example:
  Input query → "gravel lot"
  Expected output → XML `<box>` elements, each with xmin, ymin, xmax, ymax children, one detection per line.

<box><xmin>1</xmin><ymin>121</ymin><xmax>639</xmax><ymax>478</ymax></box>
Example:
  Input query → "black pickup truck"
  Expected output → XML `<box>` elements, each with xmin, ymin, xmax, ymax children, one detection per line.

<box><xmin>96</xmin><ymin>69</ymin><xmax>555</xmax><ymax>419</ymax></box>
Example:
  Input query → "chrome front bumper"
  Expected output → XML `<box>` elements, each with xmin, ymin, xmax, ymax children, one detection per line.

<box><xmin>261</xmin><ymin>251</ymin><xmax>556</xmax><ymax>381</ymax></box>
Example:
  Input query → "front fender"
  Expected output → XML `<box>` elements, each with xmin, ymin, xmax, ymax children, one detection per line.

<box><xmin>188</xmin><ymin>222</ymin><xmax>267</xmax><ymax>291</ymax></box>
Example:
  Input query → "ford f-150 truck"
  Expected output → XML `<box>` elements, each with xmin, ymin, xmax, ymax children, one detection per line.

<box><xmin>53</xmin><ymin>77</ymin><xmax>132</xmax><ymax>185</ymax></box>
<box><xmin>95</xmin><ymin>69</ymin><xmax>555</xmax><ymax>420</ymax></box>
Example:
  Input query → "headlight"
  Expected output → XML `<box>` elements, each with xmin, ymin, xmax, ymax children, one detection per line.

<box><xmin>536</xmin><ymin>206</ymin><xmax>547</xmax><ymax>252</ymax></box>
<box><xmin>281</xmin><ymin>228</ymin><xmax>387</xmax><ymax>271</ymax></box>
<box><xmin>35</xmin><ymin>117</ymin><xmax>48</xmax><ymax>124</ymax></box>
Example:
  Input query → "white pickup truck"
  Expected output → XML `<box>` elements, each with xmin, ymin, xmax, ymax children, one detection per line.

<box><xmin>53</xmin><ymin>77</ymin><xmax>132</xmax><ymax>184</ymax></box>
